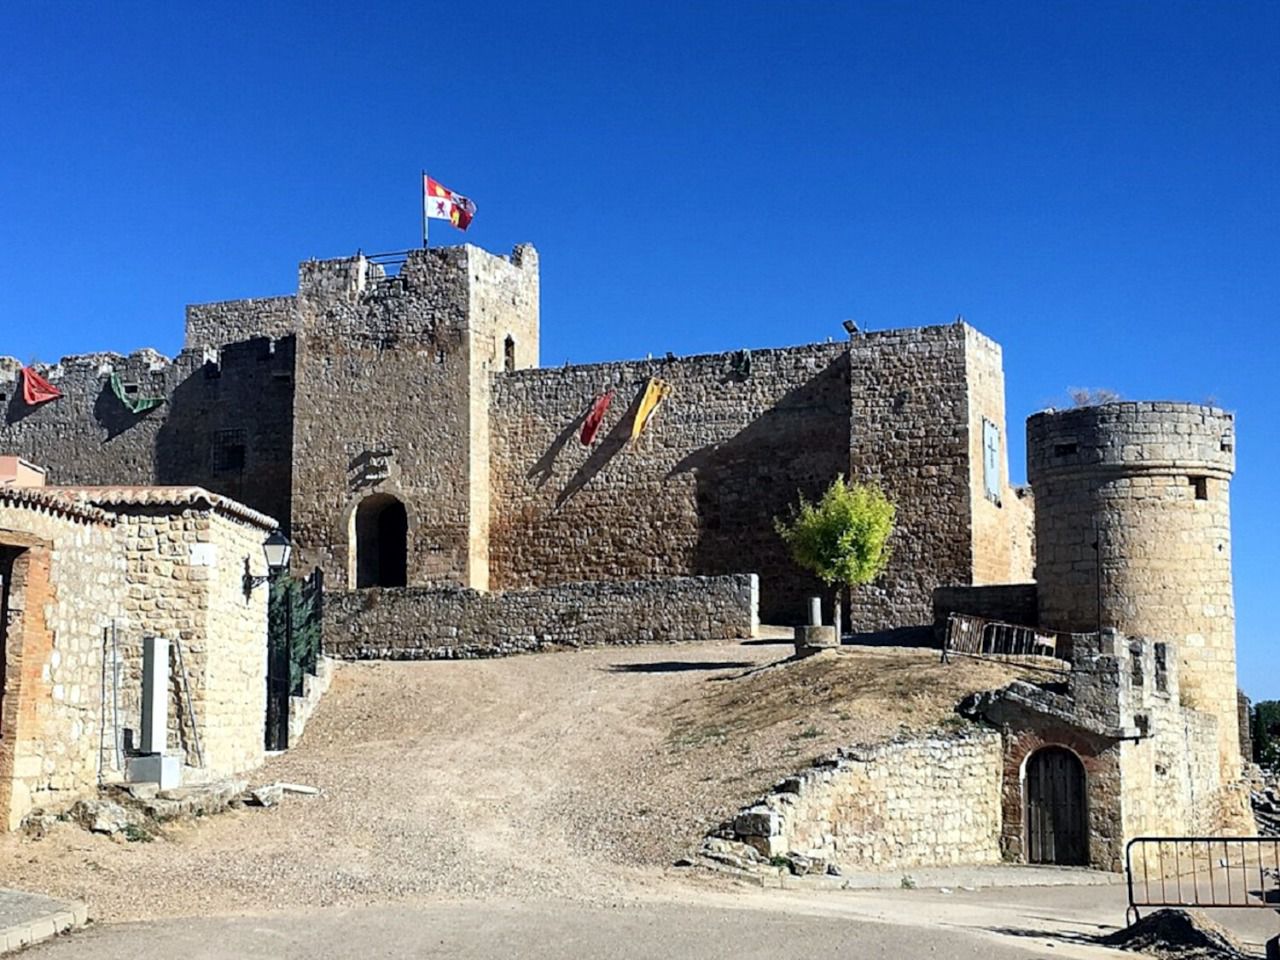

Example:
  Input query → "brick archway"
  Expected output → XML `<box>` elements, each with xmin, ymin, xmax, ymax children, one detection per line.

<box><xmin>0</xmin><ymin>535</ymin><xmax>50</xmax><ymax>830</ymax></box>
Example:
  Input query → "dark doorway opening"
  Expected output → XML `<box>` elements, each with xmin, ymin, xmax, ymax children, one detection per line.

<box><xmin>355</xmin><ymin>494</ymin><xmax>408</xmax><ymax>588</ymax></box>
<box><xmin>1026</xmin><ymin>746</ymin><xmax>1088</xmax><ymax>865</ymax></box>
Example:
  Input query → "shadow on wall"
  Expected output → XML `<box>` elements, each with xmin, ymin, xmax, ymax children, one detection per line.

<box><xmin>528</xmin><ymin>406</ymin><xmax>590</xmax><ymax>490</ymax></box>
<box><xmin>669</xmin><ymin>353</ymin><xmax>852</xmax><ymax>625</ymax></box>
<box><xmin>3</xmin><ymin>391</ymin><xmax>37</xmax><ymax>426</ymax></box>
<box><xmin>153</xmin><ymin>338</ymin><xmax>295</xmax><ymax>531</ymax></box>
<box><xmin>93</xmin><ymin>380</ymin><xmax>159</xmax><ymax>441</ymax></box>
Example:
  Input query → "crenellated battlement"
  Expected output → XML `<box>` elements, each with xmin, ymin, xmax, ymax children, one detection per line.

<box><xmin>183</xmin><ymin>243</ymin><xmax>539</xmax><ymax>352</ymax></box>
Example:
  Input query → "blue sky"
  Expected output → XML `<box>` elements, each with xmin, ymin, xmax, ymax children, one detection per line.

<box><xmin>1</xmin><ymin>2</ymin><xmax>1276</xmax><ymax>697</ymax></box>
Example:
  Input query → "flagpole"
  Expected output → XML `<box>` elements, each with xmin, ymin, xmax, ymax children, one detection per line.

<box><xmin>421</xmin><ymin>170</ymin><xmax>429</xmax><ymax>249</ymax></box>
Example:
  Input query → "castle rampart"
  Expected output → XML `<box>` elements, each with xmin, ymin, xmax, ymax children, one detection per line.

<box><xmin>1028</xmin><ymin>402</ymin><xmax>1238</xmax><ymax>777</ymax></box>
<box><xmin>0</xmin><ymin>338</ymin><xmax>296</xmax><ymax>529</ymax></box>
<box><xmin>4</xmin><ymin>240</ymin><xmax>1029</xmax><ymax>631</ymax></box>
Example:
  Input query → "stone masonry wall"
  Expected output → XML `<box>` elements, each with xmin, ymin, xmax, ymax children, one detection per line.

<box><xmin>324</xmin><ymin>574</ymin><xmax>758</xmax><ymax>659</ymax></box>
<box><xmin>1029</xmin><ymin>403</ymin><xmax>1239</xmax><ymax>779</ymax></box>
<box><xmin>0</xmin><ymin>499</ymin><xmax>123</xmax><ymax>830</ymax></box>
<box><xmin>727</xmin><ymin>730</ymin><xmax>1003</xmax><ymax>869</ymax></box>
<box><xmin>932</xmin><ymin>583</ymin><xmax>1039</xmax><ymax>635</ymax></box>
<box><xmin>289</xmin><ymin>246</ymin><xmax>538</xmax><ymax>590</ymax></box>
<box><xmin>488</xmin><ymin>343</ymin><xmax>848</xmax><ymax>625</ymax></box>
<box><xmin>965</xmin><ymin>326</ymin><xmax>1030</xmax><ymax>585</ymax></box>
<box><xmin>185</xmin><ymin>295</ymin><xmax>298</xmax><ymax>351</ymax></box>
<box><xmin>846</xmin><ymin>325</ymin><xmax>975</xmax><ymax>628</ymax></box>
<box><xmin>491</xmin><ymin>323</ymin><xmax>1018</xmax><ymax>629</ymax></box>
<box><xmin>104</xmin><ymin>504</ymin><xmax>270</xmax><ymax>780</ymax></box>
<box><xmin>0</xmin><ymin>339</ymin><xmax>296</xmax><ymax>530</ymax></box>
<box><xmin>200</xmin><ymin>510</ymin><xmax>271</xmax><ymax>776</ymax></box>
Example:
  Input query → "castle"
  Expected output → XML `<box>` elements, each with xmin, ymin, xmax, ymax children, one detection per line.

<box><xmin>0</xmin><ymin>244</ymin><xmax>1035</xmax><ymax>626</ymax></box>
<box><xmin>0</xmin><ymin>241</ymin><xmax>1247</xmax><ymax>859</ymax></box>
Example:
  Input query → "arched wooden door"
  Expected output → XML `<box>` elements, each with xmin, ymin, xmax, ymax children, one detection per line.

<box><xmin>1026</xmin><ymin>746</ymin><xmax>1088</xmax><ymax>865</ymax></box>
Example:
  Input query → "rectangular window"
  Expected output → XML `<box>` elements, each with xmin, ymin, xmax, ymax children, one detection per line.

<box><xmin>1190</xmin><ymin>476</ymin><xmax>1208</xmax><ymax>500</ymax></box>
<box><xmin>1053</xmin><ymin>442</ymin><xmax>1078</xmax><ymax>457</ymax></box>
<box><xmin>982</xmin><ymin>418</ymin><xmax>1001</xmax><ymax>504</ymax></box>
<box><xmin>1154</xmin><ymin>642</ymin><xmax>1169</xmax><ymax>693</ymax></box>
<box><xmin>211</xmin><ymin>429</ymin><xmax>247</xmax><ymax>473</ymax></box>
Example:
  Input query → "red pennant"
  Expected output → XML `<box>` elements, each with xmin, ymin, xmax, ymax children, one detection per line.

<box><xmin>580</xmin><ymin>390</ymin><xmax>614</xmax><ymax>445</ymax></box>
<box><xmin>21</xmin><ymin>367</ymin><xmax>62</xmax><ymax>406</ymax></box>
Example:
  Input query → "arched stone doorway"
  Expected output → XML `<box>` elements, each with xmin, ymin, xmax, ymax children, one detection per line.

<box><xmin>1025</xmin><ymin>746</ymin><xmax>1088</xmax><ymax>865</ymax></box>
<box><xmin>353</xmin><ymin>494</ymin><xmax>408</xmax><ymax>588</ymax></box>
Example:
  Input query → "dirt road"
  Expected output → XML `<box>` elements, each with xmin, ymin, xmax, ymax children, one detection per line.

<box><xmin>0</xmin><ymin>637</ymin><xmax>1029</xmax><ymax>923</ymax></box>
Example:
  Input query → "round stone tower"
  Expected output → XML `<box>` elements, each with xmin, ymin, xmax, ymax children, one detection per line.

<box><xmin>1027</xmin><ymin>401</ymin><xmax>1238</xmax><ymax>776</ymax></box>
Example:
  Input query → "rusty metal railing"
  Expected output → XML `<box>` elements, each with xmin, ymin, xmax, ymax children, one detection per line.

<box><xmin>1126</xmin><ymin>836</ymin><xmax>1280</xmax><ymax>924</ymax></box>
<box><xmin>940</xmin><ymin>613</ymin><xmax>1072</xmax><ymax>670</ymax></box>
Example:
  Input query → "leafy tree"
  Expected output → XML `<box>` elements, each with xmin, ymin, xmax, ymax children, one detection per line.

<box><xmin>1253</xmin><ymin>700</ymin><xmax>1280</xmax><ymax>770</ymax></box>
<box><xmin>775</xmin><ymin>475</ymin><xmax>895</xmax><ymax>640</ymax></box>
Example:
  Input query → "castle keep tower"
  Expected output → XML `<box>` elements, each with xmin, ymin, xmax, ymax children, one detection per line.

<box><xmin>1028</xmin><ymin>402</ymin><xmax>1238</xmax><ymax>777</ymax></box>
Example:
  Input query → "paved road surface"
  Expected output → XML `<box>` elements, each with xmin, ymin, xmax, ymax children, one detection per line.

<box><xmin>30</xmin><ymin>879</ymin><xmax>1280</xmax><ymax>959</ymax></box>
<box><xmin>25</xmin><ymin>898</ymin><xmax>1098</xmax><ymax>960</ymax></box>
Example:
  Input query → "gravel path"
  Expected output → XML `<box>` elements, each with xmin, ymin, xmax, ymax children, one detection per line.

<box><xmin>0</xmin><ymin>636</ymin><xmax>1028</xmax><ymax>923</ymax></box>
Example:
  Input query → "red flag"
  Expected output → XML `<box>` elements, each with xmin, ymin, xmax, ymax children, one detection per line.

<box><xmin>580</xmin><ymin>390</ymin><xmax>614</xmax><ymax>445</ymax></box>
<box><xmin>21</xmin><ymin>367</ymin><xmax>62</xmax><ymax>406</ymax></box>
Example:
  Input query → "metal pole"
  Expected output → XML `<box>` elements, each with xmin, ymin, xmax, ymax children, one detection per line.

<box><xmin>173</xmin><ymin>638</ymin><xmax>204</xmax><ymax>768</ymax></box>
<box><xmin>98</xmin><ymin>626</ymin><xmax>108</xmax><ymax>785</ymax></box>
<box><xmin>111</xmin><ymin>620</ymin><xmax>122</xmax><ymax>771</ymax></box>
<box><xmin>1094</xmin><ymin>518</ymin><xmax>1103</xmax><ymax>633</ymax></box>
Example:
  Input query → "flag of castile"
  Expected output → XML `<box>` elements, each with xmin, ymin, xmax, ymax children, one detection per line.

<box><xmin>423</xmin><ymin>175</ymin><xmax>476</xmax><ymax>231</ymax></box>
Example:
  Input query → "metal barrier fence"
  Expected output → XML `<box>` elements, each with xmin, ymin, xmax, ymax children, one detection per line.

<box><xmin>1126</xmin><ymin>836</ymin><xmax>1280</xmax><ymax>923</ymax></box>
<box><xmin>940</xmin><ymin>613</ymin><xmax>1073</xmax><ymax>670</ymax></box>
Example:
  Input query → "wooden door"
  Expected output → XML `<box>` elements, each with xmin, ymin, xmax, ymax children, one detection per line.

<box><xmin>1026</xmin><ymin>746</ymin><xmax>1088</xmax><ymax>865</ymax></box>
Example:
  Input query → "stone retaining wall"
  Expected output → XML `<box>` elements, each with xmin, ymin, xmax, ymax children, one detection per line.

<box><xmin>324</xmin><ymin>574</ymin><xmax>758</xmax><ymax>659</ymax></box>
<box><xmin>932</xmin><ymin>583</ymin><xmax>1039</xmax><ymax>637</ymax></box>
<box><xmin>725</xmin><ymin>729</ymin><xmax>1003</xmax><ymax>869</ymax></box>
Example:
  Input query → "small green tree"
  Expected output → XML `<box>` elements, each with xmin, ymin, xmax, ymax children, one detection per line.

<box><xmin>1253</xmin><ymin>700</ymin><xmax>1280</xmax><ymax>769</ymax></box>
<box><xmin>775</xmin><ymin>475</ymin><xmax>895</xmax><ymax>639</ymax></box>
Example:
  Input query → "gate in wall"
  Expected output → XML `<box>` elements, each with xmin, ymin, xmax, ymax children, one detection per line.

<box><xmin>1026</xmin><ymin>746</ymin><xmax>1089</xmax><ymax>866</ymax></box>
<box><xmin>265</xmin><ymin>567</ymin><xmax>325</xmax><ymax>751</ymax></box>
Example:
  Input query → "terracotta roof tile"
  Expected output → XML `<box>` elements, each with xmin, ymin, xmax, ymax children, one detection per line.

<box><xmin>47</xmin><ymin>485</ymin><xmax>278</xmax><ymax>530</ymax></box>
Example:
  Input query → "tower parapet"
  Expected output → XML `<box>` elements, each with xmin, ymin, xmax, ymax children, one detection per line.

<box><xmin>1027</xmin><ymin>401</ymin><xmax>1238</xmax><ymax>777</ymax></box>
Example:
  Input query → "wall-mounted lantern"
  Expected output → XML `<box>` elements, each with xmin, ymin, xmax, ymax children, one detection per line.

<box><xmin>244</xmin><ymin>530</ymin><xmax>293</xmax><ymax>592</ymax></box>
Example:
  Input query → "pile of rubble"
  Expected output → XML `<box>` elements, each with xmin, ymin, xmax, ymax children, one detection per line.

<box><xmin>1101</xmin><ymin>909</ymin><xmax>1256</xmax><ymax>960</ymax></box>
<box><xmin>1250</xmin><ymin>775</ymin><xmax>1280</xmax><ymax>837</ymax></box>
<box><xmin>687</xmin><ymin>835</ymin><xmax>840</xmax><ymax>878</ymax></box>
<box><xmin>21</xmin><ymin>780</ymin><xmax>319</xmax><ymax>841</ymax></box>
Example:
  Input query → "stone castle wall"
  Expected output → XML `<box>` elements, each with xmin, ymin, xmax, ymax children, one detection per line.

<box><xmin>289</xmin><ymin>245</ymin><xmax>539</xmax><ymax>590</ymax></box>
<box><xmin>491</xmin><ymin>323</ymin><xmax>1024</xmax><ymax>628</ymax></box>
<box><xmin>4</xmin><ymin>245</ymin><xmax>1030</xmax><ymax>633</ymax></box>
<box><xmin>488</xmin><ymin>342</ymin><xmax>850</xmax><ymax>625</ymax></box>
<box><xmin>1028</xmin><ymin>402</ymin><xmax>1238</xmax><ymax>778</ymax></box>
<box><xmin>845</xmin><ymin>324</ymin><xmax>1027</xmax><ymax>627</ymax></box>
<box><xmin>324</xmin><ymin>574</ymin><xmax>758</xmax><ymax>659</ymax></box>
<box><xmin>0</xmin><ymin>339</ymin><xmax>296</xmax><ymax>530</ymax></box>
<box><xmin>726</xmin><ymin>730</ymin><xmax>1003</xmax><ymax>869</ymax></box>
<box><xmin>185</xmin><ymin>295</ymin><xmax>299</xmax><ymax>351</ymax></box>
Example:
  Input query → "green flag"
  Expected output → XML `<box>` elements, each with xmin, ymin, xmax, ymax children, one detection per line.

<box><xmin>109</xmin><ymin>373</ymin><xmax>165</xmax><ymax>414</ymax></box>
